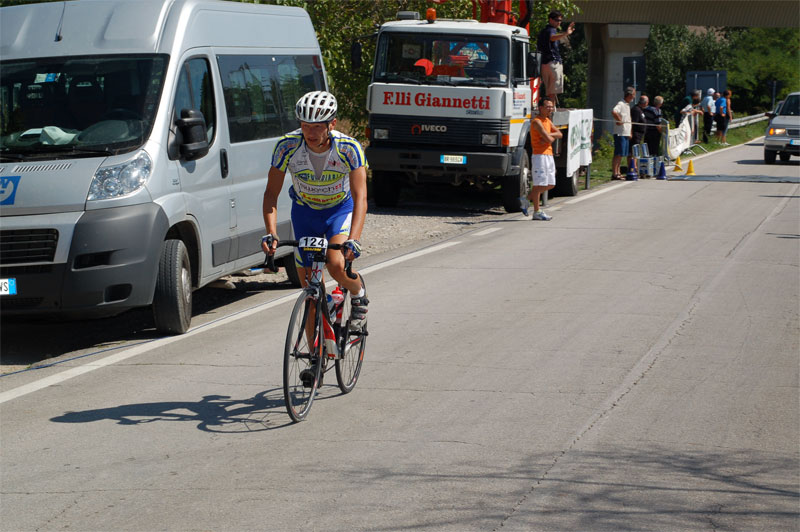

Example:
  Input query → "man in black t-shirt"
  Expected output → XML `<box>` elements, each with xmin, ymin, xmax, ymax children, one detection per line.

<box><xmin>631</xmin><ymin>95</ymin><xmax>649</xmax><ymax>147</ymax></box>
<box><xmin>537</xmin><ymin>10</ymin><xmax>574</xmax><ymax>107</ymax></box>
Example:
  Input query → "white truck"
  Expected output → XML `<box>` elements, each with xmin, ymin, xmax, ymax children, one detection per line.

<box><xmin>354</xmin><ymin>1</ymin><xmax>592</xmax><ymax>212</ymax></box>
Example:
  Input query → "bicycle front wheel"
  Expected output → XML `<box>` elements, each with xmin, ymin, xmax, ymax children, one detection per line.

<box><xmin>335</xmin><ymin>289</ymin><xmax>366</xmax><ymax>394</ymax></box>
<box><xmin>283</xmin><ymin>292</ymin><xmax>323</xmax><ymax>422</ymax></box>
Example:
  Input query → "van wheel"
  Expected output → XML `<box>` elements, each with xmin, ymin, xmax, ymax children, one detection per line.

<box><xmin>780</xmin><ymin>152</ymin><xmax>791</xmax><ymax>162</ymax></box>
<box><xmin>373</xmin><ymin>171</ymin><xmax>401</xmax><ymax>208</ymax></box>
<box><xmin>554</xmin><ymin>166</ymin><xmax>579</xmax><ymax>196</ymax></box>
<box><xmin>153</xmin><ymin>239</ymin><xmax>192</xmax><ymax>335</ymax></box>
<box><xmin>764</xmin><ymin>149</ymin><xmax>777</xmax><ymax>164</ymax></box>
<box><xmin>502</xmin><ymin>154</ymin><xmax>530</xmax><ymax>213</ymax></box>
<box><xmin>282</xmin><ymin>255</ymin><xmax>302</xmax><ymax>287</ymax></box>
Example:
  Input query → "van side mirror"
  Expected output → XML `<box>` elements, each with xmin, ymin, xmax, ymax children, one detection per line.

<box><xmin>527</xmin><ymin>52</ymin><xmax>541</xmax><ymax>79</ymax></box>
<box><xmin>176</xmin><ymin>108</ymin><xmax>209</xmax><ymax>161</ymax></box>
<box><xmin>350</xmin><ymin>42</ymin><xmax>363</xmax><ymax>73</ymax></box>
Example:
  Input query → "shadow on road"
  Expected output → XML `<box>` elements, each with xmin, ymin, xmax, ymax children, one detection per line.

<box><xmin>49</xmin><ymin>389</ymin><xmax>299</xmax><ymax>431</ymax></box>
<box><xmin>336</xmin><ymin>446</ymin><xmax>799</xmax><ymax>531</ymax></box>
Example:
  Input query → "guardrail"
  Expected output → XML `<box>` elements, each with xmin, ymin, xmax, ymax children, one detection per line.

<box><xmin>715</xmin><ymin>112</ymin><xmax>768</xmax><ymax>131</ymax></box>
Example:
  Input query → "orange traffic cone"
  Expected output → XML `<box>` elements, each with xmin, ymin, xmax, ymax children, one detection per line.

<box><xmin>686</xmin><ymin>159</ymin><xmax>696</xmax><ymax>176</ymax></box>
<box><xmin>673</xmin><ymin>156</ymin><xmax>683</xmax><ymax>172</ymax></box>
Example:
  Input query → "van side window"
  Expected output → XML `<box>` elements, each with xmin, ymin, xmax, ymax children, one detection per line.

<box><xmin>218</xmin><ymin>55</ymin><xmax>325</xmax><ymax>143</ymax></box>
<box><xmin>174</xmin><ymin>57</ymin><xmax>216</xmax><ymax>142</ymax></box>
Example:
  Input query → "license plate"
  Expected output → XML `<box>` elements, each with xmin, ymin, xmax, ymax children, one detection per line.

<box><xmin>790</xmin><ymin>139</ymin><xmax>799</xmax><ymax>146</ymax></box>
<box><xmin>0</xmin><ymin>278</ymin><xmax>17</xmax><ymax>295</ymax></box>
<box><xmin>440</xmin><ymin>154</ymin><xmax>466</xmax><ymax>165</ymax></box>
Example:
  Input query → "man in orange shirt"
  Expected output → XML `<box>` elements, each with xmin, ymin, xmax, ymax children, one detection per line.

<box><xmin>521</xmin><ymin>97</ymin><xmax>561</xmax><ymax>221</ymax></box>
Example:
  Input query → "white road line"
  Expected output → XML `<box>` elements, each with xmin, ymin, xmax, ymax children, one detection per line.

<box><xmin>564</xmin><ymin>182</ymin><xmax>630</xmax><ymax>204</ymax></box>
<box><xmin>0</xmin><ymin>240</ymin><xmax>462</xmax><ymax>404</ymax></box>
<box><xmin>473</xmin><ymin>227</ymin><xmax>502</xmax><ymax>236</ymax></box>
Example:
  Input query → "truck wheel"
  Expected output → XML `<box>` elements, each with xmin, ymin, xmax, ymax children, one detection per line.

<box><xmin>282</xmin><ymin>255</ymin><xmax>302</xmax><ymax>287</ymax></box>
<box><xmin>502</xmin><ymin>154</ymin><xmax>530</xmax><ymax>213</ymax></box>
<box><xmin>554</xmin><ymin>166</ymin><xmax>579</xmax><ymax>197</ymax></box>
<box><xmin>764</xmin><ymin>149</ymin><xmax>777</xmax><ymax>164</ymax></box>
<box><xmin>373</xmin><ymin>171</ymin><xmax>401</xmax><ymax>208</ymax></box>
<box><xmin>153</xmin><ymin>239</ymin><xmax>192</xmax><ymax>335</ymax></box>
<box><xmin>779</xmin><ymin>152</ymin><xmax>791</xmax><ymax>162</ymax></box>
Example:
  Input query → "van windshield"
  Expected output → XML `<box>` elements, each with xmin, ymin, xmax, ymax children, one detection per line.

<box><xmin>374</xmin><ymin>32</ymin><xmax>509</xmax><ymax>87</ymax></box>
<box><xmin>0</xmin><ymin>54</ymin><xmax>168</xmax><ymax>160</ymax></box>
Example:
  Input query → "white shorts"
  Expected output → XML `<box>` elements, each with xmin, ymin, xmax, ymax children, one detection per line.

<box><xmin>531</xmin><ymin>154</ymin><xmax>556</xmax><ymax>187</ymax></box>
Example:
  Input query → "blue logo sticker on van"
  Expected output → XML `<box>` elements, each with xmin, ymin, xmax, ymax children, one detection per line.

<box><xmin>0</xmin><ymin>176</ymin><xmax>21</xmax><ymax>205</ymax></box>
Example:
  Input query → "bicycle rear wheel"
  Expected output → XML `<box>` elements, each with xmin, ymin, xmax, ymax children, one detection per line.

<box><xmin>335</xmin><ymin>289</ymin><xmax>366</xmax><ymax>394</ymax></box>
<box><xmin>283</xmin><ymin>292</ymin><xmax>323</xmax><ymax>422</ymax></box>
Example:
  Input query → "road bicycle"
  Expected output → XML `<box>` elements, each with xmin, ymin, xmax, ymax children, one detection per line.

<box><xmin>265</xmin><ymin>237</ymin><xmax>367</xmax><ymax>422</ymax></box>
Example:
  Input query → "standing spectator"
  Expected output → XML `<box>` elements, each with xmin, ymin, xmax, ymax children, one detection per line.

<box><xmin>643</xmin><ymin>95</ymin><xmax>664</xmax><ymax>157</ymax></box>
<box><xmin>611</xmin><ymin>86</ymin><xmax>636</xmax><ymax>180</ymax></box>
<box><xmin>715</xmin><ymin>90</ymin><xmax>729</xmax><ymax>145</ymax></box>
<box><xmin>700</xmin><ymin>88</ymin><xmax>716</xmax><ymax>143</ymax></box>
<box><xmin>631</xmin><ymin>95</ymin><xmax>649</xmax><ymax>149</ymax></box>
<box><xmin>537</xmin><ymin>10</ymin><xmax>574</xmax><ymax>107</ymax></box>
<box><xmin>521</xmin><ymin>97</ymin><xmax>560</xmax><ymax>221</ymax></box>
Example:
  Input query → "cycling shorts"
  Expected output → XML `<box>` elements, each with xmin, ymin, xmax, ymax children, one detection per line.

<box><xmin>291</xmin><ymin>197</ymin><xmax>353</xmax><ymax>268</ymax></box>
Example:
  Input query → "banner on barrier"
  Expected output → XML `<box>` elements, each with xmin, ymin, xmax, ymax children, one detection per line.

<box><xmin>667</xmin><ymin>115</ymin><xmax>693</xmax><ymax>159</ymax></box>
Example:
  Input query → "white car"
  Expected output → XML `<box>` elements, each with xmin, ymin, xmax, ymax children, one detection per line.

<box><xmin>764</xmin><ymin>92</ymin><xmax>800</xmax><ymax>164</ymax></box>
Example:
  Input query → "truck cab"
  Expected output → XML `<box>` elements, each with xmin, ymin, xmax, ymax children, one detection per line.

<box><xmin>364</xmin><ymin>15</ymin><xmax>536</xmax><ymax>212</ymax></box>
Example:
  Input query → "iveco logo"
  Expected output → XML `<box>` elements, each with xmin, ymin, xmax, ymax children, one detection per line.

<box><xmin>411</xmin><ymin>124</ymin><xmax>447</xmax><ymax>134</ymax></box>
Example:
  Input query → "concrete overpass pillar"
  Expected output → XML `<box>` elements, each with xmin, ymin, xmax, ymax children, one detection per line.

<box><xmin>585</xmin><ymin>23</ymin><xmax>650</xmax><ymax>140</ymax></box>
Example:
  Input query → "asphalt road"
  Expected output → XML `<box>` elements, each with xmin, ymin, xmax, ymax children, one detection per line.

<box><xmin>1</xmin><ymin>139</ymin><xmax>798</xmax><ymax>531</ymax></box>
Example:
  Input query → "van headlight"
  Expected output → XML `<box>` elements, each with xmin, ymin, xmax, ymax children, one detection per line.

<box><xmin>88</xmin><ymin>151</ymin><xmax>152</xmax><ymax>201</ymax></box>
<box><xmin>768</xmin><ymin>127</ymin><xmax>786</xmax><ymax>136</ymax></box>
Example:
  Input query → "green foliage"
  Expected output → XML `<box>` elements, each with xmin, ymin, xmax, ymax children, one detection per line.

<box><xmin>645</xmin><ymin>24</ymin><xmax>800</xmax><ymax>117</ymax></box>
<box><xmin>725</xmin><ymin>27</ymin><xmax>800</xmax><ymax>112</ymax></box>
<box><xmin>643</xmin><ymin>25</ymin><xmax>728</xmax><ymax>120</ymax></box>
<box><xmin>561</xmin><ymin>23</ymin><xmax>587</xmax><ymax>108</ymax></box>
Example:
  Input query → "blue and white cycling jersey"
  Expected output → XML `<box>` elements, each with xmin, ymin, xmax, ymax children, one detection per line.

<box><xmin>271</xmin><ymin>129</ymin><xmax>367</xmax><ymax>210</ymax></box>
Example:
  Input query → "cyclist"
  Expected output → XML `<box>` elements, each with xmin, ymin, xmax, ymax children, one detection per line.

<box><xmin>261</xmin><ymin>91</ymin><xmax>369</xmax><ymax>334</ymax></box>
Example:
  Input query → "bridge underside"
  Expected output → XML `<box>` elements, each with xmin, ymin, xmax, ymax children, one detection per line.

<box><xmin>572</xmin><ymin>1</ymin><xmax>799</xmax><ymax>28</ymax></box>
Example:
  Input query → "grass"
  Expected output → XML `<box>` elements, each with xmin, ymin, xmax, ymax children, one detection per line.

<box><xmin>587</xmin><ymin>120</ymin><xmax>769</xmax><ymax>188</ymax></box>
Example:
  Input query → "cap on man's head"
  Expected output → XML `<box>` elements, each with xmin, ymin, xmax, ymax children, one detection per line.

<box><xmin>707</xmin><ymin>88</ymin><xmax>715</xmax><ymax>95</ymax></box>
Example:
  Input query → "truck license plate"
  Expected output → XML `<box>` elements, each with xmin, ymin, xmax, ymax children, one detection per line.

<box><xmin>440</xmin><ymin>154</ymin><xmax>466</xmax><ymax>165</ymax></box>
<box><xmin>0</xmin><ymin>278</ymin><xmax>17</xmax><ymax>295</ymax></box>
<box><xmin>790</xmin><ymin>139</ymin><xmax>799</xmax><ymax>146</ymax></box>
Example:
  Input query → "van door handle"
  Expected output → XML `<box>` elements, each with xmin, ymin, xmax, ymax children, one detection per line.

<box><xmin>220</xmin><ymin>149</ymin><xmax>229</xmax><ymax>179</ymax></box>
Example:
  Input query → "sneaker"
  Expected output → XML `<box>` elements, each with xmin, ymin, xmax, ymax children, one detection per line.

<box><xmin>299</xmin><ymin>362</ymin><xmax>318</xmax><ymax>388</ymax></box>
<box><xmin>531</xmin><ymin>211</ymin><xmax>552</xmax><ymax>221</ymax></box>
<box><xmin>518</xmin><ymin>196</ymin><xmax>530</xmax><ymax>216</ymax></box>
<box><xmin>349</xmin><ymin>275</ymin><xmax>369</xmax><ymax>331</ymax></box>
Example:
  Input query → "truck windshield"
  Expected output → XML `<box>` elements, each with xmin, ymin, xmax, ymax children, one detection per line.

<box><xmin>0</xmin><ymin>54</ymin><xmax>168</xmax><ymax>159</ymax></box>
<box><xmin>374</xmin><ymin>32</ymin><xmax>509</xmax><ymax>87</ymax></box>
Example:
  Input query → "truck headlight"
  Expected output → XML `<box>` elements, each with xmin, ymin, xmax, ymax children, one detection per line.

<box><xmin>374</xmin><ymin>128</ymin><xmax>389</xmax><ymax>140</ymax></box>
<box><xmin>88</xmin><ymin>151</ymin><xmax>152</xmax><ymax>201</ymax></box>
<box><xmin>769</xmin><ymin>127</ymin><xmax>786</xmax><ymax>136</ymax></box>
<box><xmin>481</xmin><ymin>133</ymin><xmax>498</xmax><ymax>145</ymax></box>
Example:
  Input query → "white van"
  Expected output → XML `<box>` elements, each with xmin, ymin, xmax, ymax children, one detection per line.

<box><xmin>0</xmin><ymin>0</ymin><xmax>324</xmax><ymax>333</ymax></box>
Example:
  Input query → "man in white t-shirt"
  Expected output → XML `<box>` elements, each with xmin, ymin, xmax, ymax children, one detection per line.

<box><xmin>611</xmin><ymin>86</ymin><xmax>636</xmax><ymax>179</ymax></box>
<box><xmin>701</xmin><ymin>88</ymin><xmax>716</xmax><ymax>143</ymax></box>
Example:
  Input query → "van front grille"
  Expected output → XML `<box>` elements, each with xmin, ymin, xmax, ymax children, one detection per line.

<box><xmin>0</xmin><ymin>229</ymin><xmax>59</xmax><ymax>264</ymax></box>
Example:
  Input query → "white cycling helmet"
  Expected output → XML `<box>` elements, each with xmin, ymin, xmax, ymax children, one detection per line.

<box><xmin>295</xmin><ymin>91</ymin><xmax>337</xmax><ymax>123</ymax></box>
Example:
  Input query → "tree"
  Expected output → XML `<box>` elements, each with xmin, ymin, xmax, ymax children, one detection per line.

<box><xmin>725</xmin><ymin>27</ymin><xmax>800</xmax><ymax>112</ymax></box>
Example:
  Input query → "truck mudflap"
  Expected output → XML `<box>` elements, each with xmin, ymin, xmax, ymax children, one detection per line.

<box><xmin>366</xmin><ymin>146</ymin><xmax>512</xmax><ymax>182</ymax></box>
<box><xmin>0</xmin><ymin>203</ymin><xmax>169</xmax><ymax>317</ymax></box>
